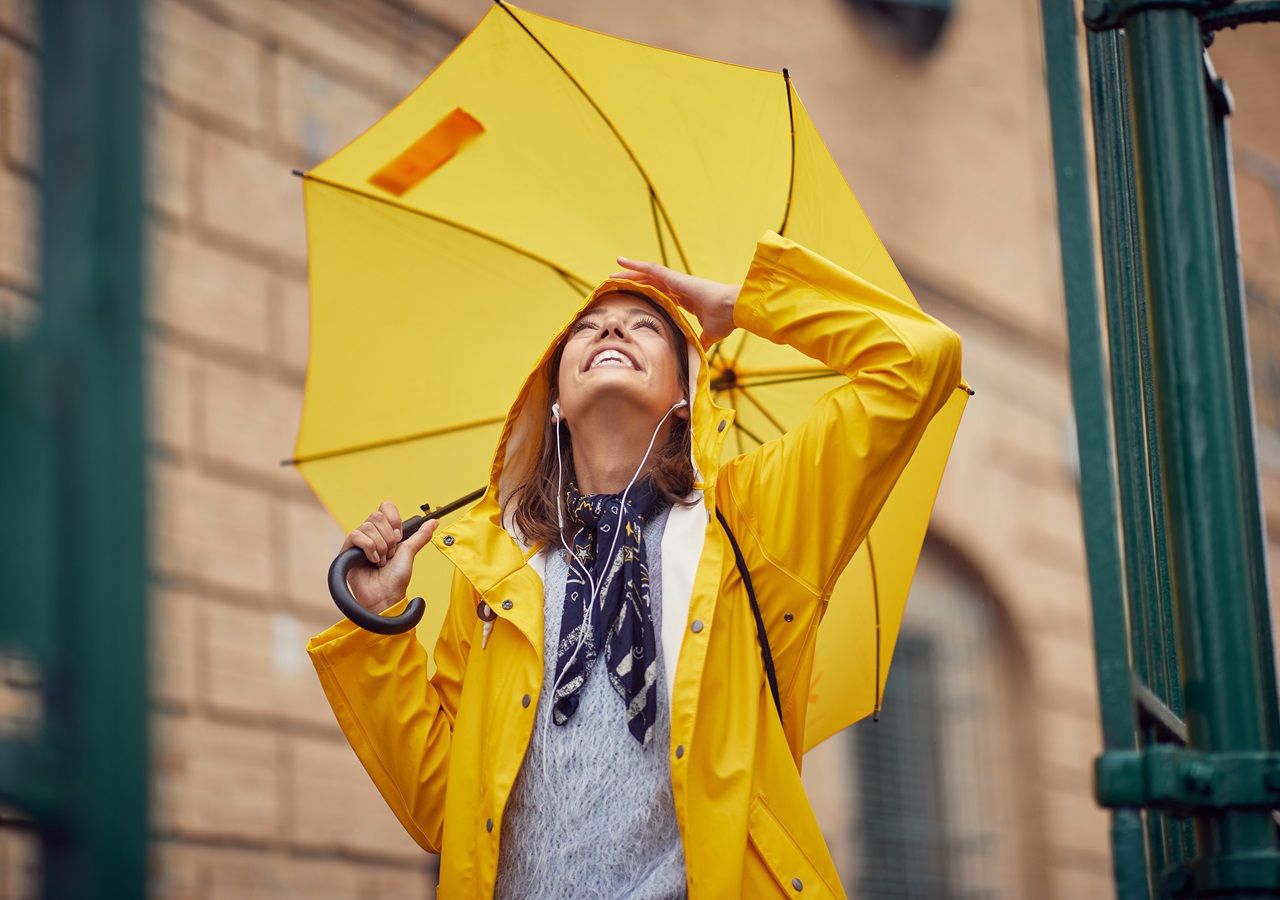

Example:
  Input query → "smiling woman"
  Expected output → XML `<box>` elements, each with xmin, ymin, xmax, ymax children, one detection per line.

<box><xmin>306</xmin><ymin>231</ymin><xmax>964</xmax><ymax>898</ymax></box>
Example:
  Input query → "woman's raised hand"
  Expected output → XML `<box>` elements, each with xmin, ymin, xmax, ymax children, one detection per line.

<box><xmin>339</xmin><ymin>501</ymin><xmax>437</xmax><ymax>614</ymax></box>
<box><xmin>611</xmin><ymin>257</ymin><xmax>739</xmax><ymax>347</ymax></box>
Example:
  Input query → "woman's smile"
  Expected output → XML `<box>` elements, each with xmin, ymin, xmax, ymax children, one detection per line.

<box><xmin>587</xmin><ymin>347</ymin><xmax>639</xmax><ymax>370</ymax></box>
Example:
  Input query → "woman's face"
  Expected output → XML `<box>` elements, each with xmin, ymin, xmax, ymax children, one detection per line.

<box><xmin>556</xmin><ymin>293</ymin><xmax>688</xmax><ymax>427</ymax></box>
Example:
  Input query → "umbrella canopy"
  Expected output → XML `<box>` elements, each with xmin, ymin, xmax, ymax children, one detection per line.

<box><xmin>291</xmin><ymin>1</ymin><xmax>969</xmax><ymax>751</ymax></box>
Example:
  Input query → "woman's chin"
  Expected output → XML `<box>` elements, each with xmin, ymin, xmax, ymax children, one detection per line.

<box><xmin>568</xmin><ymin>381</ymin><xmax>666</xmax><ymax>421</ymax></box>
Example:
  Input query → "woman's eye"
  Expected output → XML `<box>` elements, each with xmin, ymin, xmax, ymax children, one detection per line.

<box><xmin>570</xmin><ymin>321</ymin><xmax>596</xmax><ymax>334</ymax></box>
<box><xmin>634</xmin><ymin>317</ymin><xmax>661</xmax><ymax>332</ymax></box>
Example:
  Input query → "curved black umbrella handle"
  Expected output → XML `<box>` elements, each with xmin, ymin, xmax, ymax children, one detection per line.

<box><xmin>326</xmin><ymin>488</ymin><xmax>486</xmax><ymax>635</ymax></box>
<box><xmin>327</xmin><ymin>514</ymin><xmax>428</xmax><ymax>635</ymax></box>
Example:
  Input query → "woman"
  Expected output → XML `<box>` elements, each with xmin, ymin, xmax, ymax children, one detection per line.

<box><xmin>307</xmin><ymin>231</ymin><xmax>963</xmax><ymax>898</ymax></box>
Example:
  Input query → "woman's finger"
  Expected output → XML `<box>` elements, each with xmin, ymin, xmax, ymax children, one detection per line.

<box><xmin>369</xmin><ymin>510</ymin><xmax>397</xmax><ymax>551</ymax></box>
<box><xmin>349</xmin><ymin>529</ymin><xmax>379</xmax><ymax>564</ymax></box>
<box><xmin>378</xmin><ymin>500</ymin><xmax>402</xmax><ymax>538</ymax></box>
<box><xmin>616</xmin><ymin>255</ymin><xmax>655</xmax><ymax>271</ymax></box>
<box><xmin>611</xmin><ymin>269</ymin><xmax>652</xmax><ymax>282</ymax></box>
<box><xmin>359</xmin><ymin>521</ymin><xmax>388</xmax><ymax>562</ymax></box>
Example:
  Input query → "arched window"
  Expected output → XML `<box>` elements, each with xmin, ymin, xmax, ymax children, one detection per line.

<box><xmin>803</xmin><ymin>541</ymin><xmax>1043</xmax><ymax>897</ymax></box>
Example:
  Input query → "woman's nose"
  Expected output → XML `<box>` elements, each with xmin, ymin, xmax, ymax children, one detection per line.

<box><xmin>596</xmin><ymin>316</ymin><xmax>627</xmax><ymax>340</ymax></box>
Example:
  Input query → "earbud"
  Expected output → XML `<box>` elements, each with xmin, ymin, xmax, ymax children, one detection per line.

<box><xmin>551</xmin><ymin>401</ymin><xmax>562</xmax><ymax>423</ymax></box>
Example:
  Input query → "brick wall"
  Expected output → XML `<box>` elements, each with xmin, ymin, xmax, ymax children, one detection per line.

<box><xmin>0</xmin><ymin>0</ymin><xmax>1277</xmax><ymax>897</ymax></box>
<box><xmin>142</xmin><ymin>2</ymin><xmax>457</xmax><ymax>894</ymax></box>
<box><xmin>3</xmin><ymin>0</ymin><xmax>455</xmax><ymax>895</ymax></box>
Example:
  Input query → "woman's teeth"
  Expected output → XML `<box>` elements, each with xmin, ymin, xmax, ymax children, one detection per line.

<box><xmin>590</xmin><ymin>351</ymin><xmax>634</xmax><ymax>369</ymax></box>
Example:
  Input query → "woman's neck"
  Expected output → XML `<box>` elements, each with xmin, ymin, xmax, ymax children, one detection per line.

<box><xmin>569</xmin><ymin>410</ymin><xmax>675</xmax><ymax>495</ymax></box>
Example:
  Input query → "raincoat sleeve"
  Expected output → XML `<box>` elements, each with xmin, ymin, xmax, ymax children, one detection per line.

<box><xmin>305</xmin><ymin>565</ymin><xmax>477</xmax><ymax>852</ymax></box>
<box><xmin>717</xmin><ymin>231</ymin><xmax>962</xmax><ymax>599</ymax></box>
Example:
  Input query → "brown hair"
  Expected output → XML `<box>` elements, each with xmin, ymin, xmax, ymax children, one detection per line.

<box><xmin>507</xmin><ymin>294</ymin><xmax>696</xmax><ymax>547</ymax></box>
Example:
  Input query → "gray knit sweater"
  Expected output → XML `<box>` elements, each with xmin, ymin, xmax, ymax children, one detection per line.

<box><xmin>493</xmin><ymin>507</ymin><xmax>687</xmax><ymax>900</ymax></box>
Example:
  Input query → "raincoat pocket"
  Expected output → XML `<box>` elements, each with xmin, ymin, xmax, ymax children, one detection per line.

<box><xmin>745</xmin><ymin>794</ymin><xmax>842</xmax><ymax>899</ymax></box>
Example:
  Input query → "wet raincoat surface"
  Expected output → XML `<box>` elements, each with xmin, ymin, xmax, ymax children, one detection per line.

<box><xmin>306</xmin><ymin>231</ymin><xmax>963</xmax><ymax>898</ymax></box>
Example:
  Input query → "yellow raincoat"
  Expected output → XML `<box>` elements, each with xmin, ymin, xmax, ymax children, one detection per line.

<box><xmin>307</xmin><ymin>231</ymin><xmax>963</xmax><ymax>898</ymax></box>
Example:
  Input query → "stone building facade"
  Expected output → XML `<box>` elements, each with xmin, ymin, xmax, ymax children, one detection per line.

<box><xmin>0</xmin><ymin>0</ymin><xmax>1277</xmax><ymax>896</ymax></box>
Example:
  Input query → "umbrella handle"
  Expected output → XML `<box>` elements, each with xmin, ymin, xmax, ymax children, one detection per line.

<box><xmin>327</xmin><ymin>514</ymin><xmax>429</xmax><ymax>635</ymax></box>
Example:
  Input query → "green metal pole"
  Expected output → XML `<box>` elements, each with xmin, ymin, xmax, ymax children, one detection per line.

<box><xmin>1038</xmin><ymin>1</ymin><xmax>1149</xmax><ymax>895</ymax></box>
<box><xmin>1123</xmin><ymin>8</ymin><xmax>1280</xmax><ymax>895</ymax></box>
<box><xmin>1085</xmin><ymin>28</ymin><xmax>1184</xmax><ymax>885</ymax></box>
<box><xmin>1205</xmin><ymin>61</ymin><xmax>1280</xmax><ymax>755</ymax></box>
<box><xmin>39</xmin><ymin>0</ymin><xmax>148</xmax><ymax>896</ymax></box>
<box><xmin>1086</xmin><ymin>27</ymin><xmax>1161</xmax><ymax>713</ymax></box>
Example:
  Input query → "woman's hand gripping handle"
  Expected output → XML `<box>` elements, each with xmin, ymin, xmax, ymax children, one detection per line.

<box><xmin>329</xmin><ymin>501</ymin><xmax>438</xmax><ymax>635</ymax></box>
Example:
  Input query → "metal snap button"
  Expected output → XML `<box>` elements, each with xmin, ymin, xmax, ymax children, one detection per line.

<box><xmin>442</xmin><ymin>535</ymin><xmax>455</xmax><ymax>546</ymax></box>
<box><xmin>717</xmin><ymin>419</ymin><xmax>727</xmax><ymax>432</ymax></box>
<box><xmin>522</xmin><ymin>694</ymin><xmax>531</xmax><ymax>708</ymax></box>
<box><xmin>485</xmin><ymin>818</ymin><xmax>494</xmax><ymax>833</ymax></box>
<box><xmin>675</xmin><ymin>745</ymin><xmax>685</xmax><ymax>759</ymax></box>
<box><xmin>784</xmin><ymin>613</ymin><xmax>794</xmax><ymax>622</ymax></box>
<box><xmin>792</xmin><ymin>877</ymin><xmax>803</xmax><ymax>891</ymax></box>
<box><xmin>502</xmin><ymin>599</ymin><xmax>514</xmax><ymax>610</ymax></box>
<box><xmin>690</xmin><ymin>619</ymin><xmax>704</xmax><ymax>634</ymax></box>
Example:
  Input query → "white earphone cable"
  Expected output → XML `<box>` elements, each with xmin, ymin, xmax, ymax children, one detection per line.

<box><xmin>544</xmin><ymin>397</ymin><xmax>688</xmax><ymax>741</ymax></box>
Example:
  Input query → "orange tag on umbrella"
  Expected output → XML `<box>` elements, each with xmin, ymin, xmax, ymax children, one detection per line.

<box><xmin>369</xmin><ymin>107</ymin><xmax>484</xmax><ymax>196</ymax></box>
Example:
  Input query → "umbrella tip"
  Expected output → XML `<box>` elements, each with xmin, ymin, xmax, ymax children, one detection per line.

<box><xmin>291</xmin><ymin>168</ymin><xmax>304</xmax><ymax>178</ymax></box>
<box><xmin>782</xmin><ymin>67</ymin><xmax>790</xmax><ymax>79</ymax></box>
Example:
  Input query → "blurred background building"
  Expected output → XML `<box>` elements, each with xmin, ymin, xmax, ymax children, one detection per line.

<box><xmin>0</xmin><ymin>0</ymin><xmax>1277</xmax><ymax>896</ymax></box>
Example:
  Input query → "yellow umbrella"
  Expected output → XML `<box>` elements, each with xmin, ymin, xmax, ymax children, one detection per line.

<box><xmin>290</xmin><ymin>1</ymin><xmax>969</xmax><ymax>752</ymax></box>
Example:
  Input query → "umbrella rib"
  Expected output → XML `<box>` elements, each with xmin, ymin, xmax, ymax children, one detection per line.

<box><xmin>734</xmin><ymin>384</ymin><xmax>787</xmax><ymax>436</ymax></box>
<box><xmin>734</xmin><ymin>370</ymin><xmax>842</xmax><ymax>390</ymax></box>
<box><xmin>732</xmin><ymin>364</ymin><xmax>832</xmax><ymax>379</ymax></box>
<box><xmin>705</xmin><ymin>69</ymin><xmax>792</xmax><ymax>368</ymax></box>
<box><xmin>726</xmin><ymin>328</ymin><xmax>752</xmax><ymax>372</ymax></box>
<box><xmin>496</xmin><ymin>0</ymin><xmax>693</xmax><ymax>274</ymax></box>
<box><xmin>650</xmin><ymin>192</ymin><xmax>669</xmax><ymax>268</ymax></box>
<box><xmin>707</xmin><ymin>344</ymin><xmax>722</xmax><ymax>369</ymax></box>
<box><xmin>282</xmin><ymin>414</ymin><xmax>506</xmax><ymax>467</ymax></box>
<box><xmin>557</xmin><ymin>269</ymin><xmax>587</xmax><ymax>293</ymax></box>
<box><xmin>732</xmin><ymin>417</ymin><xmax>767</xmax><ymax>448</ymax></box>
<box><xmin>729</xmin><ymin>389</ymin><xmax>745</xmax><ymax>456</ymax></box>
<box><xmin>868</xmin><ymin>536</ymin><xmax>883</xmax><ymax>720</ymax></box>
<box><xmin>778</xmin><ymin>68</ymin><xmax>795</xmax><ymax>236</ymax></box>
<box><xmin>302</xmin><ymin>172</ymin><xmax>594</xmax><ymax>293</ymax></box>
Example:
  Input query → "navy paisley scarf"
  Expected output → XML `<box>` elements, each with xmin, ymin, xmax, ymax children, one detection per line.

<box><xmin>552</xmin><ymin>477</ymin><xmax>668</xmax><ymax>744</ymax></box>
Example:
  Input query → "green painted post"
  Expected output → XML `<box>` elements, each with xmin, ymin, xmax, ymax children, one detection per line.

<box><xmin>1038</xmin><ymin>0</ymin><xmax>1150</xmax><ymax>894</ymax></box>
<box><xmin>1124</xmin><ymin>7</ymin><xmax>1280</xmax><ymax>893</ymax></box>
<box><xmin>1084</xmin><ymin>28</ymin><xmax>1184</xmax><ymax>884</ymax></box>
<box><xmin>1089</xmin><ymin>34</ymin><xmax>1166</xmax><ymax>887</ymax></box>
<box><xmin>1086</xmin><ymin>28</ymin><xmax>1160</xmax><ymax>708</ymax></box>
<box><xmin>1205</xmin><ymin>61</ymin><xmax>1280</xmax><ymax>755</ymax></box>
<box><xmin>37</xmin><ymin>0</ymin><xmax>148</xmax><ymax>896</ymax></box>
